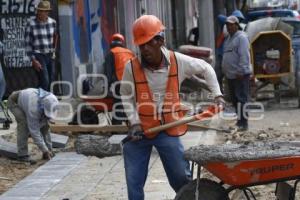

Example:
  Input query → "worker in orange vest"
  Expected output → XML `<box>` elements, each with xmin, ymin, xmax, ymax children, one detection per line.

<box><xmin>103</xmin><ymin>33</ymin><xmax>134</xmax><ymax>125</ymax></box>
<box><xmin>120</xmin><ymin>15</ymin><xmax>224</xmax><ymax>199</ymax></box>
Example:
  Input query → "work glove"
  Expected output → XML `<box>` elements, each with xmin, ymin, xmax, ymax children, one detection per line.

<box><xmin>214</xmin><ymin>95</ymin><xmax>226</xmax><ymax>110</ymax></box>
<box><xmin>128</xmin><ymin>124</ymin><xmax>143</xmax><ymax>142</ymax></box>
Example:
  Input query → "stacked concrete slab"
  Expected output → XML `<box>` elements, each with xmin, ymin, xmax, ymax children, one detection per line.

<box><xmin>0</xmin><ymin>133</ymin><xmax>68</xmax><ymax>160</ymax></box>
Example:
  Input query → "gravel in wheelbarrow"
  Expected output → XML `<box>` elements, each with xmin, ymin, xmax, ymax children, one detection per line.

<box><xmin>184</xmin><ymin>141</ymin><xmax>300</xmax><ymax>165</ymax></box>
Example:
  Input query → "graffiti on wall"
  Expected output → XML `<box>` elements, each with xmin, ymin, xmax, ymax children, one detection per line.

<box><xmin>89</xmin><ymin>0</ymin><xmax>104</xmax><ymax>70</ymax></box>
<box><xmin>72</xmin><ymin>0</ymin><xmax>91</xmax><ymax>64</ymax></box>
<box><xmin>71</xmin><ymin>0</ymin><xmax>117</xmax><ymax>70</ymax></box>
<box><xmin>88</xmin><ymin>0</ymin><xmax>117</xmax><ymax>69</ymax></box>
<box><xmin>99</xmin><ymin>0</ymin><xmax>117</xmax><ymax>54</ymax></box>
<box><xmin>0</xmin><ymin>0</ymin><xmax>39</xmax><ymax>68</ymax></box>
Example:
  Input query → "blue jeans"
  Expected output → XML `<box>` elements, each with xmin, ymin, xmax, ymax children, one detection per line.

<box><xmin>34</xmin><ymin>53</ymin><xmax>54</xmax><ymax>91</ymax></box>
<box><xmin>227</xmin><ymin>76</ymin><xmax>250</xmax><ymax>127</ymax></box>
<box><xmin>123</xmin><ymin>132</ymin><xmax>191</xmax><ymax>200</ymax></box>
<box><xmin>0</xmin><ymin>64</ymin><xmax>6</xmax><ymax>100</ymax></box>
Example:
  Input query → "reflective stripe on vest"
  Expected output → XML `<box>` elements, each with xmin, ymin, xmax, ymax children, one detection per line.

<box><xmin>111</xmin><ymin>47</ymin><xmax>135</xmax><ymax>80</ymax></box>
<box><xmin>131</xmin><ymin>51</ymin><xmax>187</xmax><ymax>138</ymax></box>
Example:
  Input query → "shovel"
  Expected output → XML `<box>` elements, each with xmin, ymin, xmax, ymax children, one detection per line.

<box><xmin>52</xmin><ymin>105</ymin><xmax>222</xmax><ymax>146</ymax></box>
<box><xmin>120</xmin><ymin>105</ymin><xmax>222</xmax><ymax>145</ymax></box>
<box><xmin>74</xmin><ymin>105</ymin><xmax>222</xmax><ymax>157</ymax></box>
<box><xmin>188</xmin><ymin>123</ymin><xmax>232</xmax><ymax>133</ymax></box>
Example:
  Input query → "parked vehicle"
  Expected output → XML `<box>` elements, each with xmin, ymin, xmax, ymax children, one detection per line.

<box><xmin>281</xmin><ymin>17</ymin><xmax>300</xmax><ymax>43</ymax></box>
<box><xmin>246</xmin><ymin>9</ymin><xmax>300</xmax><ymax>22</ymax></box>
<box><xmin>281</xmin><ymin>17</ymin><xmax>300</xmax><ymax>105</ymax></box>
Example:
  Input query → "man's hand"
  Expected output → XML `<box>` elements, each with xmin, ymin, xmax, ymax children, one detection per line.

<box><xmin>43</xmin><ymin>151</ymin><xmax>54</xmax><ymax>160</ymax></box>
<box><xmin>128</xmin><ymin>124</ymin><xmax>143</xmax><ymax>141</ymax></box>
<box><xmin>214</xmin><ymin>95</ymin><xmax>226</xmax><ymax>110</ymax></box>
<box><xmin>32</xmin><ymin>59</ymin><xmax>42</xmax><ymax>71</ymax></box>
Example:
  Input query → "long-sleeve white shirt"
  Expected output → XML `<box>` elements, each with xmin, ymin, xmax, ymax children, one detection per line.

<box><xmin>120</xmin><ymin>46</ymin><xmax>222</xmax><ymax>125</ymax></box>
<box><xmin>18</xmin><ymin>88</ymin><xmax>49</xmax><ymax>153</ymax></box>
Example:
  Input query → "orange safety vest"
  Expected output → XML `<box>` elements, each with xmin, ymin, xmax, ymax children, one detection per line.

<box><xmin>111</xmin><ymin>47</ymin><xmax>135</xmax><ymax>80</ymax></box>
<box><xmin>216</xmin><ymin>32</ymin><xmax>225</xmax><ymax>49</ymax></box>
<box><xmin>131</xmin><ymin>51</ymin><xmax>187</xmax><ymax>138</ymax></box>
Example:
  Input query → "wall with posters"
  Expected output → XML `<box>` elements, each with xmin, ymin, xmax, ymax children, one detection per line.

<box><xmin>0</xmin><ymin>0</ymin><xmax>59</xmax><ymax>97</ymax></box>
<box><xmin>58</xmin><ymin>0</ymin><xmax>119</xmax><ymax>96</ymax></box>
<box><xmin>72</xmin><ymin>0</ymin><xmax>91</xmax><ymax>65</ymax></box>
<box><xmin>0</xmin><ymin>0</ymin><xmax>37</xmax><ymax>68</ymax></box>
<box><xmin>66</xmin><ymin>0</ymin><xmax>118</xmax><ymax>68</ymax></box>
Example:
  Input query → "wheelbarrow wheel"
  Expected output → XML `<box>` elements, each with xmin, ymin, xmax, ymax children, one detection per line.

<box><xmin>174</xmin><ymin>179</ymin><xmax>229</xmax><ymax>200</ymax></box>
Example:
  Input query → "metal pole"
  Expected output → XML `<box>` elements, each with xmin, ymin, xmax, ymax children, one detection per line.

<box><xmin>198</xmin><ymin>0</ymin><xmax>215</xmax><ymax>57</ymax></box>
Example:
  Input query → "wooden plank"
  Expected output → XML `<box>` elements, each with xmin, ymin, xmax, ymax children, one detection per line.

<box><xmin>49</xmin><ymin>124</ymin><xmax>128</xmax><ymax>133</ymax></box>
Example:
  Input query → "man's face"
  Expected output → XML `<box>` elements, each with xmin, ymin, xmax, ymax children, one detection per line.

<box><xmin>139</xmin><ymin>37</ymin><xmax>163</xmax><ymax>65</ymax></box>
<box><xmin>36</xmin><ymin>10</ymin><xmax>49</xmax><ymax>22</ymax></box>
<box><xmin>226</xmin><ymin>23</ymin><xmax>238</xmax><ymax>36</ymax></box>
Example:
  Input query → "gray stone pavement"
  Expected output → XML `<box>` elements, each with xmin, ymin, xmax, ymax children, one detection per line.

<box><xmin>1</xmin><ymin>98</ymin><xmax>300</xmax><ymax>200</ymax></box>
<box><xmin>0</xmin><ymin>115</ymin><xmax>225</xmax><ymax>200</ymax></box>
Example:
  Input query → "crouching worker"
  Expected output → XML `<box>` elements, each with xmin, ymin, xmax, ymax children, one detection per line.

<box><xmin>8</xmin><ymin>88</ymin><xmax>59</xmax><ymax>164</ymax></box>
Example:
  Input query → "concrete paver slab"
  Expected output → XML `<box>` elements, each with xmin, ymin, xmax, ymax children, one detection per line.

<box><xmin>0</xmin><ymin>138</ymin><xmax>17</xmax><ymax>159</ymax></box>
<box><xmin>50</xmin><ymin>133</ymin><xmax>69</xmax><ymax>148</ymax></box>
<box><xmin>0</xmin><ymin>152</ymin><xmax>86</xmax><ymax>200</ymax></box>
<box><xmin>42</xmin><ymin>156</ymin><xmax>122</xmax><ymax>200</ymax></box>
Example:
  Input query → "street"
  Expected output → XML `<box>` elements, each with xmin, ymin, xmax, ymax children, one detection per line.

<box><xmin>1</xmin><ymin>97</ymin><xmax>300</xmax><ymax>199</ymax></box>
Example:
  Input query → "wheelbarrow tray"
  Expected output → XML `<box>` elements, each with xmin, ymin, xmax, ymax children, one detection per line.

<box><xmin>184</xmin><ymin>141</ymin><xmax>300</xmax><ymax>186</ymax></box>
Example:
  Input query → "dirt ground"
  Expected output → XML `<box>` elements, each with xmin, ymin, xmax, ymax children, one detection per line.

<box><xmin>0</xmin><ymin>132</ymin><xmax>76</xmax><ymax>194</ymax></box>
<box><xmin>1</xmin><ymin>98</ymin><xmax>300</xmax><ymax>199</ymax></box>
<box><xmin>0</xmin><ymin>133</ymin><xmax>45</xmax><ymax>194</ymax></box>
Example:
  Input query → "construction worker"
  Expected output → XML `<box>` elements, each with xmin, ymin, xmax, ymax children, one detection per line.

<box><xmin>222</xmin><ymin>15</ymin><xmax>251</xmax><ymax>131</ymax></box>
<box><xmin>103</xmin><ymin>33</ymin><xmax>134</xmax><ymax>124</ymax></box>
<box><xmin>215</xmin><ymin>10</ymin><xmax>246</xmax><ymax>93</ymax></box>
<box><xmin>120</xmin><ymin>15</ymin><xmax>224</xmax><ymax>199</ymax></box>
<box><xmin>232</xmin><ymin>9</ymin><xmax>246</xmax><ymax>29</ymax></box>
<box><xmin>7</xmin><ymin>88</ymin><xmax>59</xmax><ymax>164</ymax></box>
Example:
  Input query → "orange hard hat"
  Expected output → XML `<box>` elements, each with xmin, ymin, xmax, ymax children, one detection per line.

<box><xmin>132</xmin><ymin>15</ymin><xmax>165</xmax><ymax>45</ymax></box>
<box><xmin>111</xmin><ymin>33</ymin><xmax>125</xmax><ymax>44</ymax></box>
